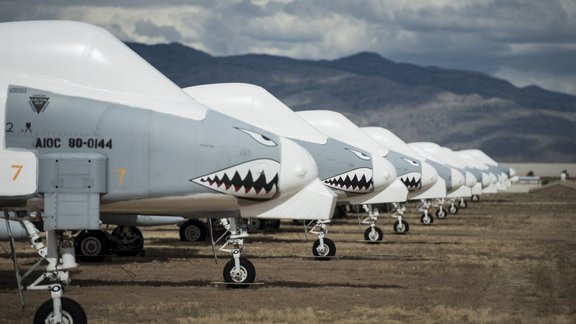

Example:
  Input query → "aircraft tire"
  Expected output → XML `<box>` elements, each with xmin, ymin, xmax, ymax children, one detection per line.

<box><xmin>179</xmin><ymin>220</ymin><xmax>207</xmax><ymax>242</ymax></box>
<box><xmin>393</xmin><ymin>220</ymin><xmax>410</xmax><ymax>234</ymax></box>
<box><xmin>364</xmin><ymin>226</ymin><xmax>384</xmax><ymax>243</ymax></box>
<box><xmin>312</xmin><ymin>238</ymin><xmax>336</xmax><ymax>259</ymax></box>
<box><xmin>459</xmin><ymin>200</ymin><xmax>468</xmax><ymax>209</ymax></box>
<box><xmin>246</xmin><ymin>218</ymin><xmax>264</xmax><ymax>231</ymax></box>
<box><xmin>74</xmin><ymin>230</ymin><xmax>110</xmax><ymax>262</ymax></box>
<box><xmin>449</xmin><ymin>205</ymin><xmax>459</xmax><ymax>214</ymax></box>
<box><xmin>420</xmin><ymin>213</ymin><xmax>434</xmax><ymax>225</ymax></box>
<box><xmin>435</xmin><ymin>208</ymin><xmax>447</xmax><ymax>219</ymax></box>
<box><xmin>471</xmin><ymin>195</ymin><xmax>480</xmax><ymax>202</ymax></box>
<box><xmin>223</xmin><ymin>257</ymin><xmax>256</xmax><ymax>288</ymax></box>
<box><xmin>268</xmin><ymin>219</ymin><xmax>281</xmax><ymax>229</ymax></box>
<box><xmin>110</xmin><ymin>226</ymin><xmax>144</xmax><ymax>256</ymax></box>
<box><xmin>34</xmin><ymin>297</ymin><xmax>87</xmax><ymax>324</ymax></box>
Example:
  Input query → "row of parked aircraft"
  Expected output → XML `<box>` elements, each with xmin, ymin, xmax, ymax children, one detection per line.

<box><xmin>0</xmin><ymin>21</ymin><xmax>516</xmax><ymax>323</ymax></box>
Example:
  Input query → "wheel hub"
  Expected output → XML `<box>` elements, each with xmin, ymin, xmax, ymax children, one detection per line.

<box><xmin>368</xmin><ymin>230</ymin><xmax>379</xmax><ymax>241</ymax></box>
<box><xmin>81</xmin><ymin>237</ymin><xmax>101</xmax><ymax>255</ymax></box>
<box><xmin>48</xmin><ymin>310</ymin><xmax>73</xmax><ymax>324</ymax></box>
<box><xmin>185</xmin><ymin>226</ymin><xmax>201</xmax><ymax>241</ymax></box>
<box><xmin>316</xmin><ymin>245</ymin><xmax>329</xmax><ymax>256</ymax></box>
<box><xmin>230</xmin><ymin>266</ymin><xmax>248</xmax><ymax>282</ymax></box>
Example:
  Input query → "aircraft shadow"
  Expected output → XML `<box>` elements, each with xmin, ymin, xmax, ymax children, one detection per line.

<box><xmin>70</xmin><ymin>278</ymin><xmax>406</xmax><ymax>290</ymax></box>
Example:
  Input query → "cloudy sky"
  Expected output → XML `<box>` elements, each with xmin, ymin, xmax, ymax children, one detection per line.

<box><xmin>2</xmin><ymin>0</ymin><xmax>576</xmax><ymax>95</ymax></box>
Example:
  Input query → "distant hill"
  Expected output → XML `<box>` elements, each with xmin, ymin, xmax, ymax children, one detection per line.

<box><xmin>127</xmin><ymin>42</ymin><xmax>576</xmax><ymax>163</ymax></box>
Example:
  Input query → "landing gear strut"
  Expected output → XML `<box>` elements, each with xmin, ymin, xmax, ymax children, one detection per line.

<box><xmin>359</xmin><ymin>204</ymin><xmax>384</xmax><ymax>243</ymax></box>
<box><xmin>391</xmin><ymin>203</ymin><xmax>409</xmax><ymax>234</ymax></box>
<box><xmin>433</xmin><ymin>198</ymin><xmax>447</xmax><ymax>219</ymax></box>
<box><xmin>3</xmin><ymin>214</ymin><xmax>86</xmax><ymax>324</ymax></box>
<box><xmin>34</xmin><ymin>296</ymin><xmax>87</xmax><ymax>324</ymax></box>
<box><xmin>419</xmin><ymin>199</ymin><xmax>434</xmax><ymax>225</ymax></box>
<box><xmin>307</xmin><ymin>219</ymin><xmax>336</xmax><ymax>258</ymax></box>
<box><xmin>216</xmin><ymin>218</ymin><xmax>256</xmax><ymax>288</ymax></box>
<box><xmin>448</xmin><ymin>199</ymin><xmax>459</xmax><ymax>214</ymax></box>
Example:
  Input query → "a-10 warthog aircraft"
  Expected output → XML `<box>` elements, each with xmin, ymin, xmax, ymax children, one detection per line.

<box><xmin>0</xmin><ymin>20</ymin><xmax>336</xmax><ymax>323</ymax></box>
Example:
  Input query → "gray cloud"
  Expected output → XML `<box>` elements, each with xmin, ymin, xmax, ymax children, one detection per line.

<box><xmin>0</xmin><ymin>0</ymin><xmax>575</xmax><ymax>95</ymax></box>
<box><xmin>134</xmin><ymin>20</ymin><xmax>183</xmax><ymax>41</ymax></box>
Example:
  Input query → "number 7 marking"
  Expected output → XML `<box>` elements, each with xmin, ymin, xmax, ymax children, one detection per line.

<box><xmin>114</xmin><ymin>168</ymin><xmax>127</xmax><ymax>188</ymax></box>
<box><xmin>11</xmin><ymin>165</ymin><xmax>23</xmax><ymax>181</ymax></box>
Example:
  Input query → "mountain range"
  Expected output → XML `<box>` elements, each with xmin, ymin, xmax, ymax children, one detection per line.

<box><xmin>127</xmin><ymin>42</ymin><xmax>576</xmax><ymax>163</ymax></box>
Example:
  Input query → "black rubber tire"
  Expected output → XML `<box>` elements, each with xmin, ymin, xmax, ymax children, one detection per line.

<box><xmin>420</xmin><ymin>213</ymin><xmax>434</xmax><ymax>225</ymax></box>
<box><xmin>246</xmin><ymin>218</ymin><xmax>265</xmax><ymax>231</ymax></box>
<box><xmin>268</xmin><ymin>219</ymin><xmax>281</xmax><ymax>229</ymax></box>
<box><xmin>179</xmin><ymin>219</ymin><xmax>207</xmax><ymax>242</ymax></box>
<box><xmin>471</xmin><ymin>195</ymin><xmax>480</xmax><ymax>202</ymax></box>
<box><xmin>449</xmin><ymin>204</ymin><xmax>459</xmax><ymax>214</ymax></box>
<box><xmin>223</xmin><ymin>257</ymin><xmax>256</xmax><ymax>288</ymax></box>
<box><xmin>34</xmin><ymin>297</ymin><xmax>87</xmax><ymax>324</ymax></box>
<box><xmin>435</xmin><ymin>208</ymin><xmax>447</xmax><ymax>219</ymax></box>
<box><xmin>110</xmin><ymin>226</ymin><xmax>144</xmax><ymax>256</ymax></box>
<box><xmin>364</xmin><ymin>226</ymin><xmax>384</xmax><ymax>243</ymax></box>
<box><xmin>393</xmin><ymin>220</ymin><xmax>410</xmax><ymax>234</ymax></box>
<box><xmin>459</xmin><ymin>200</ymin><xmax>468</xmax><ymax>209</ymax></box>
<box><xmin>312</xmin><ymin>238</ymin><xmax>336</xmax><ymax>259</ymax></box>
<box><xmin>74</xmin><ymin>230</ymin><xmax>110</xmax><ymax>262</ymax></box>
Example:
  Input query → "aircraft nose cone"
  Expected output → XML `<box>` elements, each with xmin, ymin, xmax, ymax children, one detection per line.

<box><xmin>451</xmin><ymin>168</ymin><xmax>465</xmax><ymax>190</ymax></box>
<box><xmin>372</xmin><ymin>155</ymin><xmax>398</xmax><ymax>190</ymax></box>
<box><xmin>420</xmin><ymin>161</ymin><xmax>438</xmax><ymax>189</ymax></box>
<box><xmin>481</xmin><ymin>172</ymin><xmax>491</xmax><ymax>187</ymax></box>
<box><xmin>277</xmin><ymin>137</ymin><xmax>319</xmax><ymax>197</ymax></box>
<box><xmin>489</xmin><ymin>173</ymin><xmax>498</xmax><ymax>184</ymax></box>
<box><xmin>465</xmin><ymin>171</ymin><xmax>477</xmax><ymax>187</ymax></box>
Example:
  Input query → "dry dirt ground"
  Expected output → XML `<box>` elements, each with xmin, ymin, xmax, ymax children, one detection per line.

<box><xmin>1</xmin><ymin>192</ymin><xmax>576</xmax><ymax>323</ymax></box>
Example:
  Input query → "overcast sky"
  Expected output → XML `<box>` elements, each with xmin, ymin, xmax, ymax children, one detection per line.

<box><xmin>2</xmin><ymin>0</ymin><xmax>576</xmax><ymax>95</ymax></box>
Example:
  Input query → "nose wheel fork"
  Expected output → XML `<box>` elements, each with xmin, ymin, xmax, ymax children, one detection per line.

<box><xmin>215</xmin><ymin>218</ymin><xmax>255</xmax><ymax>288</ymax></box>
<box><xmin>3</xmin><ymin>212</ymin><xmax>86</xmax><ymax>323</ymax></box>
<box><xmin>307</xmin><ymin>219</ymin><xmax>336</xmax><ymax>259</ymax></box>
<box><xmin>358</xmin><ymin>204</ymin><xmax>384</xmax><ymax>243</ymax></box>
<box><xmin>448</xmin><ymin>199</ymin><xmax>459</xmax><ymax>214</ymax></box>
<box><xmin>419</xmin><ymin>199</ymin><xmax>435</xmax><ymax>225</ymax></box>
<box><xmin>391</xmin><ymin>203</ymin><xmax>409</xmax><ymax>234</ymax></box>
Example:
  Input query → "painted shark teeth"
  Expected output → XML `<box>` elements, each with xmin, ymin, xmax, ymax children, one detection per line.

<box><xmin>323</xmin><ymin>167</ymin><xmax>373</xmax><ymax>193</ymax></box>
<box><xmin>400</xmin><ymin>171</ymin><xmax>422</xmax><ymax>191</ymax></box>
<box><xmin>191</xmin><ymin>159</ymin><xmax>280</xmax><ymax>199</ymax></box>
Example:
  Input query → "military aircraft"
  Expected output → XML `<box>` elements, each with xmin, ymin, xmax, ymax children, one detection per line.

<box><xmin>0</xmin><ymin>20</ymin><xmax>336</xmax><ymax>322</ymax></box>
<box><xmin>183</xmin><ymin>83</ymin><xmax>399</xmax><ymax>252</ymax></box>
<box><xmin>410</xmin><ymin>142</ymin><xmax>488</xmax><ymax>211</ymax></box>
<box><xmin>361</xmin><ymin>127</ymin><xmax>466</xmax><ymax>223</ymax></box>
<box><xmin>296</xmin><ymin>110</ymin><xmax>440</xmax><ymax>239</ymax></box>
<box><xmin>456</xmin><ymin>149</ymin><xmax>516</xmax><ymax>195</ymax></box>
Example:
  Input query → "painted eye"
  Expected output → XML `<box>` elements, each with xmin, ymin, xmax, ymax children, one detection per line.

<box><xmin>402</xmin><ymin>157</ymin><xmax>420</xmax><ymax>167</ymax></box>
<box><xmin>347</xmin><ymin>149</ymin><xmax>371</xmax><ymax>161</ymax></box>
<box><xmin>238</xmin><ymin>128</ymin><xmax>277</xmax><ymax>147</ymax></box>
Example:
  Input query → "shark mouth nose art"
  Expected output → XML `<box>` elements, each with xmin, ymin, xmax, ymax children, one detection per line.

<box><xmin>191</xmin><ymin>159</ymin><xmax>280</xmax><ymax>199</ymax></box>
<box><xmin>323</xmin><ymin>168</ymin><xmax>373</xmax><ymax>193</ymax></box>
<box><xmin>400</xmin><ymin>172</ymin><xmax>422</xmax><ymax>191</ymax></box>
